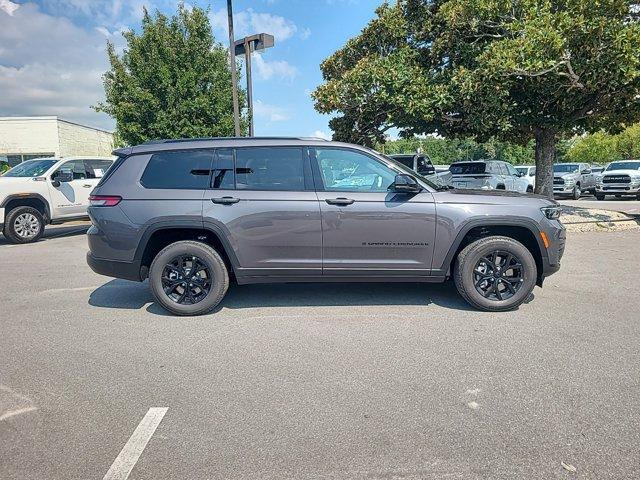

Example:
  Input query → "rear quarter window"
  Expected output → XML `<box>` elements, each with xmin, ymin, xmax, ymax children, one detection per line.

<box><xmin>140</xmin><ymin>150</ymin><xmax>213</xmax><ymax>189</ymax></box>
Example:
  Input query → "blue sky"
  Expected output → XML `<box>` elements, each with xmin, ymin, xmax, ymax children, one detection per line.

<box><xmin>0</xmin><ymin>0</ymin><xmax>383</xmax><ymax>138</ymax></box>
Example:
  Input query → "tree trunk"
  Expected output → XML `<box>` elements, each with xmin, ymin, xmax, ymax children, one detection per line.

<box><xmin>534</xmin><ymin>128</ymin><xmax>556</xmax><ymax>199</ymax></box>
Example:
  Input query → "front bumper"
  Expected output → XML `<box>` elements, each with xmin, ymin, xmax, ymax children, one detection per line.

<box><xmin>87</xmin><ymin>252</ymin><xmax>142</xmax><ymax>282</ymax></box>
<box><xmin>538</xmin><ymin>219</ymin><xmax>566</xmax><ymax>285</ymax></box>
<box><xmin>596</xmin><ymin>183</ymin><xmax>640</xmax><ymax>195</ymax></box>
<box><xmin>553</xmin><ymin>184</ymin><xmax>575</xmax><ymax>195</ymax></box>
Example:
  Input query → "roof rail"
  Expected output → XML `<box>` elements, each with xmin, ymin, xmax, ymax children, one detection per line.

<box><xmin>140</xmin><ymin>136</ymin><xmax>329</xmax><ymax>145</ymax></box>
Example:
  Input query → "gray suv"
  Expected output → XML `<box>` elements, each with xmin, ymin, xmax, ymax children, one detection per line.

<box><xmin>86</xmin><ymin>138</ymin><xmax>565</xmax><ymax>315</ymax></box>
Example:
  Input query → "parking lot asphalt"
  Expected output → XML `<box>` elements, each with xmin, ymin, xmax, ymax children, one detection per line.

<box><xmin>1</xmin><ymin>226</ymin><xmax>639</xmax><ymax>479</ymax></box>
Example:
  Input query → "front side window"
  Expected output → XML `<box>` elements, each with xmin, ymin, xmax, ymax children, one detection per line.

<box><xmin>235</xmin><ymin>147</ymin><xmax>304</xmax><ymax>191</ymax></box>
<box><xmin>140</xmin><ymin>150</ymin><xmax>212</xmax><ymax>189</ymax></box>
<box><xmin>315</xmin><ymin>148</ymin><xmax>396</xmax><ymax>192</ymax></box>
<box><xmin>4</xmin><ymin>159</ymin><xmax>57</xmax><ymax>177</ymax></box>
<box><xmin>55</xmin><ymin>160</ymin><xmax>87</xmax><ymax>180</ymax></box>
<box><xmin>505</xmin><ymin>163</ymin><xmax>518</xmax><ymax>176</ymax></box>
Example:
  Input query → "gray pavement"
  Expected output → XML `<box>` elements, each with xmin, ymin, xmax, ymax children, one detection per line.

<box><xmin>1</xmin><ymin>227</ymin><xmax>639</xmax><ymax>479</ymax></box>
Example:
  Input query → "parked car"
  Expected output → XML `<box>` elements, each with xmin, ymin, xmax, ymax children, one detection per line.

<box><xmin>0</xmin><ymin>156</ymin><xmax>115</xmax><ymax>243</ymax></box>
<box><xmin>595</xmin><ymin>160</ymin><xmax>640</xmax><ymax>200</ymax></box>
<box><xmin>449</xmin><ymin>160</ymin><xmax>531</xmax><ymax>193</ymax></box>
<box><xmin>86</xmin><ymin>138</ymin><xmax>565</xmax><ymax>315</ymax></box>
<box><xmin>516</xmin><ymin>165</ymin><xmax>536</xmax><ymax>191</ymax></box>
<box><xmin>552</xmin><ymin>163</ymin><xmax>596</xmax><ymax>199</ymax></box>
<box><xmin>591</xmin><ymin>165</ymin><xmax>606</xmax><ymax>184</ymax></box>
<box><xmin>388</xmin><ymin>153</ymin><xmax>453</xmax><ymax>186</ymax></box>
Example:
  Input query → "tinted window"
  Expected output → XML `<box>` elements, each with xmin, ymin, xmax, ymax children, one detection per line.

<box><xmin>315</xmin><ymin>148</ymin><xmax>396</xmax><ymax>192</ymax></box>
<box><xmin>391</xmin><ymin>156</ymin><xmax>414</xmax><ymax>168</ymax></box>
<box><xmin>55</xmin><ymin>160</ymin><xmax>86</xmax><ymax>180</ymax></box>
<box><xmin>212</xmin><ymin>148</ymin><xmax>235</xmax><ymax>189</ymax></box>
<box><xmin>450</xmin><ymin>162</ymin><xmax>486</xmax><ymax>174</ymax></box>
<box><xmin>84</xmin><ymin>159</ymin><xmax>113</xmax><ymax>179</ymax></box>
<box><xmin>235</xmin><ymin>147</ymin><xmax>304</xmax><ymax>191</ymax></box>
<box><xmin>141</xmin><ymin>150</ymin><xmax>212</xmax><ymax>189</ymax></box>
<box><xmin>416</xmin><ymin>157</ymin><xmax>435</xmax><ymax>175</ymax></box>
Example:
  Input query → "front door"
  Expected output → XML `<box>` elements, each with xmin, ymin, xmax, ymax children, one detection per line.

<box><xmin>202</xmin><ymin>147</ymin><xmax>322</xmax><ymax>278</ymax></box>
<box><xmin>47</xmin><ymin>160</ymin><xmax>91</xmax><ymax>217</ymax></box>
<box><xmin>311</xmin><ymin>147</ymin><xmax>436</xmax><ymax>276</ymax></box>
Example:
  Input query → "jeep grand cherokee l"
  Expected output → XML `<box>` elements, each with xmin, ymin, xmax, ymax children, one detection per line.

<box><xmin>86</xmin><ymin>138</ymin><xmax>565</xmax><ymax>315</ymax></box>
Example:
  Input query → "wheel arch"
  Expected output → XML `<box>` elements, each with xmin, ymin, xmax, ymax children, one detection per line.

<box><xmin>1</xmin><ymin>194</ymin><xmax>51</xmax><ymax>222</ymax></box>
<box><xmin>134</xmin><ymin>222</ymin><xmax>239</xmax><ymax>281</ymax></box>
<box><xmin>438</xmin><ymin>218</ymin><xmax>546</xmax><ymax>286</ymax></box>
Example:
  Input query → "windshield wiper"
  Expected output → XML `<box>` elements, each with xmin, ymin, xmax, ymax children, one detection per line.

<box><xmin>435</xmin><ymin>184</ymin><xmax>455</xmax><ymax>191</ymax></box>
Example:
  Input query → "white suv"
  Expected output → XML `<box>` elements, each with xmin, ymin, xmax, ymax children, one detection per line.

<box><xmin>0</xmin><ymin>156</ymin><xmax>114</xmax><ymax>243</ymax></box>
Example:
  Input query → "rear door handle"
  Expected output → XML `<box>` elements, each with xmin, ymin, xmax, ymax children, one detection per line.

<box><xmin>325</xmin><ymin>197</ymin><xmax>355</xmax><ymax>206</ymax></box>
<box><xmin>211</xmin><ymin>196</ymin><xmax>240</xmax><ymax>205</ymax></box>
<box><xmin>83</xmin><ymin>184</ymin><xmax>93</xmax><ymax>188</ymax></box>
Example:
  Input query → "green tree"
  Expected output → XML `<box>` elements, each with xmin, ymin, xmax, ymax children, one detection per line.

<box><xmin>95</xmin><ymin>4</ymin><xmax>245</xmax><ymax>145</ymax></box>
<box><xmin>313</xmin><ymin>1</ymin><xmax>640</xmax><ymax>197</ymax></box>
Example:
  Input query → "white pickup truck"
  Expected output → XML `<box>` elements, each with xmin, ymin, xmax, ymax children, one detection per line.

<box><xmin>0</xmin><ymin>156</ymin><xmax>114</xmax><ymax>243</ymax></box>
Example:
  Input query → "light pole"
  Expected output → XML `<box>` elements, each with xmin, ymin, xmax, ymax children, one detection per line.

<box><xmin>235</xmin><ymin>33</ymin><xmax>274</xmax><ymax>137</ymax></box>
<box><xmin>226</xmin><ymin>0</ymin><xmax>241</xmax><ymax>136</ymax></box>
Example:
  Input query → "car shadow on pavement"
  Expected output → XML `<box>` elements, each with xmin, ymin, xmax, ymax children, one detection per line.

<box><xmin>0</xmin><ymin>225</ymin><xmax>89</xmax><ymax>246</ymax></box>
<box><xmin>88</xmin><ymin>279</ymin><xmax>478</xmax><ymax>315</ymax></box>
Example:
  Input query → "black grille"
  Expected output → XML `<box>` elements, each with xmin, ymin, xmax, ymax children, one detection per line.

<box><xmin>603</xmin><ymin>175</ymin><xmax>630</xmax><ymax>184</ymax></box>
<box><xmin>553</xmin><ymin>177</ymin><xmax>564</xmax><ymax>185</ymax></box>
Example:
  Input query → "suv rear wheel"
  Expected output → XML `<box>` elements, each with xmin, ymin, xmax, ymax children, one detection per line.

<box><xmin>3</xmin><ymin>206</ymin><xmax>45</xmax><ymax>244</ymax></box>
<box><xmin>149</xmin><ymin>240</ymin><xmax>229</xmax><ymax>316</ymax></box>
<box><xmin>453</xmin><ymin>236</ymin><xmax>537</xmax><ymax>312</ymax></box>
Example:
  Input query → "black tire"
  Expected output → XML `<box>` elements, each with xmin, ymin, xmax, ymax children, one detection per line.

<box><xmin>3</xmin><ymin>206</ymin><xmax>45</xmax><ymax>244</ymax></box>
<box><xmin>453</xmin><ymin>236</ymin><xmax>537</xmax><ymax>312</ymax></box>
<box><xmin>572</xmin><ymin>184</ymin><xmax>581</xmax><ymax>200</ymax></box>
<box><xmin>149</xmin><ymin>240</ymin><xmax>229</xmax><ymax>316</ymax></box>
<box><xmin>496</xmin><ymin>184</ymin><xmax>505</xmax><ymax>190</ymax></box>
<box><xmin>595</xmin><ymin>194</ymin><xmax>605</xmax><ymax>201</ymax></box>
<box><xmin>526</xmin><ymin>186</ymin><xmax>534</xmax><ymax>193</ymax></box>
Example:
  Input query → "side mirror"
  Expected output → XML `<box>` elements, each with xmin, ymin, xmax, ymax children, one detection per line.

<box><xmin>390</xmin><ymin>174</ymin><xmax>422</xmax><ymax>194</ymax></box>
<box><xmin>517</xmin><ymin>171</ymin><xmax>525</xmax><ymax>177</ymax></box>
<box><xmin>52</xmin><ymin>169</ymin><xmax>73</xmax><ymax>186</ymax></box>
<box><xmin>582</xmin><ymin>169</ymin><xmax>591</xmax><ymax>174</ymax></box>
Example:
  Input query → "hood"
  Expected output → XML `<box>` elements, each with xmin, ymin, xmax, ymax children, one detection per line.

<box><xmin>555</xmin><ymin>172</ymin><xmax>579</xmax><ymax>179</ymax></box>
<box><xmin>602</xmin><ymin>169</ymin><xmax>640</xmax><ymax>177</ymax></box>
<box><xmin>0</xmin><ymin>176</ymin><xmax>39</xmax><ymax>198</ymax></box>
<box><xmin>437</xmin><ymin>188</ymin><xmax>554</xmax><ymax>206</ymax></box>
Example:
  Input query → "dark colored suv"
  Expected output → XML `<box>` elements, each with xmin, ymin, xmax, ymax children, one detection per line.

<box><xmin>87</xmin><ymin>137</ymin><xmax>565</xmax><ymax>315</ymax></box>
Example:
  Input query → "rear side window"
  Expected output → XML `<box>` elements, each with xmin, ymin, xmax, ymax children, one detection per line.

<box><xmin>235</xmin><ymin>147</ymin><xmax>304</xmax><ymax>191</ymax></box>
<box><xmin>212</xmin><ymin>148</ymin><xmax>235</xmax><ymax>189</ymax></box>
<box><xmin>140</xmin><ymin>150</ymin><xmax>213</xmax><ymax>189</ymax></box>
<box><xmin>84</xmin><ymin>159</ymin><xmax>113</xmax><ymax>179</ymax></box>
<box><xmin>450</xmin><ymin>162</ymin><xmax>486</xmax><ymax>175</ymax></box>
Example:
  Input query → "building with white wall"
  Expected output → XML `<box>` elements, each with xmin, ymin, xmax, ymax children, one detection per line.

<box><xmin>0</xmin><ymin>116</ymin><xmax>114</xmax><ymax>166</ymax></box>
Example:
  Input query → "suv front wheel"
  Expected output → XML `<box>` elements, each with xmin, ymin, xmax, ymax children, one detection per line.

<box><xmin>453</xmin><ymin>236</ymin><xmax>537</xmax><ymax>312</ymax></box>
<box><xmin>3</xmin><ymin>206</ymin><xmax>45</xmax><ymax>244</ymax></box>
<box><xmin>149</xmin><ymin>241</ymin><xmax>229</xmax><ymax>316</ymax></box>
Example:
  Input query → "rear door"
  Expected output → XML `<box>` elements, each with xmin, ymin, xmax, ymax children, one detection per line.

<box><xmin>311</xmin><ymin>147</ymin><xmax>436</xmax><ymax>276</ymax></box>
<box><xmin>202</xmin><ymin>146</ymin><xmax>322</xmax><ymax>278</ymax></box>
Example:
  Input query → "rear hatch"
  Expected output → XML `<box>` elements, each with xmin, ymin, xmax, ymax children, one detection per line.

<box><xmin>450</xmin><ymin>162</ymin><xmax>490</xmax><ymax>187</ymax></box>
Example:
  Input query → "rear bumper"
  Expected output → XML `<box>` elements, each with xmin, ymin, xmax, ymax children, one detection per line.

<box><xmin>87</xmin><ymin>252</ymin><xmax>142</xmax><ymax>282</ymax></box>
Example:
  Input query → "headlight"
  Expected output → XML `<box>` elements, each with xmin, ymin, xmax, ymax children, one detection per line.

<box><xmin>541</xmin><ymin>206</ymin><xmax>562</xmax><ymax>220</ymax></box>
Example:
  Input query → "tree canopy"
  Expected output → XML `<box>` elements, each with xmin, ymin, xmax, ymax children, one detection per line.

<box><xmin>313</xmin><ymin>0</ymin><xmax>640</xmax><ymax>196</ymax></box>
<box><xmin>95</xmin><ymin>4</ymin><xmax>245</xmax><ymax>145</ymax></box>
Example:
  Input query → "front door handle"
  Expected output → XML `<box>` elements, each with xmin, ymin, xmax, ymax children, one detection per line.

<box><xmin>325</xmin><ymin>197</ymin><xmax>355</xmax><ymax>206</ymax></box>
<box><xmin>83</xmin><ymin>184</ymin><xmax>93</xmax><ymax>188</ymax></box>
<box><xmin>211</xmin><ymin>196</ymin><xmax>240</xmax><ymax>205</ymax></box>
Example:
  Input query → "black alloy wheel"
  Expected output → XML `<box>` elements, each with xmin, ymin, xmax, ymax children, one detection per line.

<box><xmin>161</xmin><ymin>255</ymin><xmax>212</xmax><ymax>305</ymax></box>
<box><xmin>473</xmin><ymin>250</ymin><xmax>524</xmax><ymax>301</ymax></box>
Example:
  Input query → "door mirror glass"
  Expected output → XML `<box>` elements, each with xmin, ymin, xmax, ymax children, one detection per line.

<box><xmin>390</xmin><ymin>174</ymin><xmax>422</xmax><ymax>193</ymax></box>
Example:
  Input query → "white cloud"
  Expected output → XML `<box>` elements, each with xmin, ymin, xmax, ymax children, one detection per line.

<box><xmin>300</xmin><ymin>27</ymin><xmax>311</xmax><ymax>40</ymax></box>
<box><xmin>311</xmin><ymin>130</ymin><xmax>331</xmax><ymax>140</ymax></box>
<box><xmin>0</xmin><ymin>0</ymin><xmax>19</xmax><ymax>16</ymax></box>
<box><xmin>209</xmin><ymin>7</ymin><xmax>297</xmax><ymax>43</ymax></box>
<box><xmin>253</xmin><ymin>54</ymin><xmax>298</xmax><ymax>82</ymax></box>
<box><xmin>254</xmin><ymin>100</ymin><xmax>290</xmax><ymax>122</ymax></box>
<box><xmin>0</xmin><ymin>3</ymin><xmax>114</xmax><ymax>129</ymax></box>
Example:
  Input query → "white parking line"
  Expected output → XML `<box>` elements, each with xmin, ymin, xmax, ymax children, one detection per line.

<box><xmin>103</xmin><ymin>407</ymin><xmax>168</xmax><ymax>480</ymax></box>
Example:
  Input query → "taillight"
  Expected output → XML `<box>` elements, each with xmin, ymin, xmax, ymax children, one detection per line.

<box><xmin>89</xmin><ymin>195</ymin><xmax>122</xmax><ymax>207</ymax></box>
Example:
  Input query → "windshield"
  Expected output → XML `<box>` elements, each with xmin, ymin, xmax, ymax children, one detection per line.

<box><xmin>3</xmin><ymin>159</ymin><xmax>57</xmax><ymax>177</ymax></box>
<box><xmin>450</xmin><ymin>162</ymin><xmax>486</xmax><ymax>175</ymax></box>
<box><xmin>605</xmin><ymin>161</ymin><xmax>640</xmax><ymax>171</ymax></box>
<box><xmin>553</xmin><ymin>164</ymin><xmax>579</xmax><ymax>173</ymax></box>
